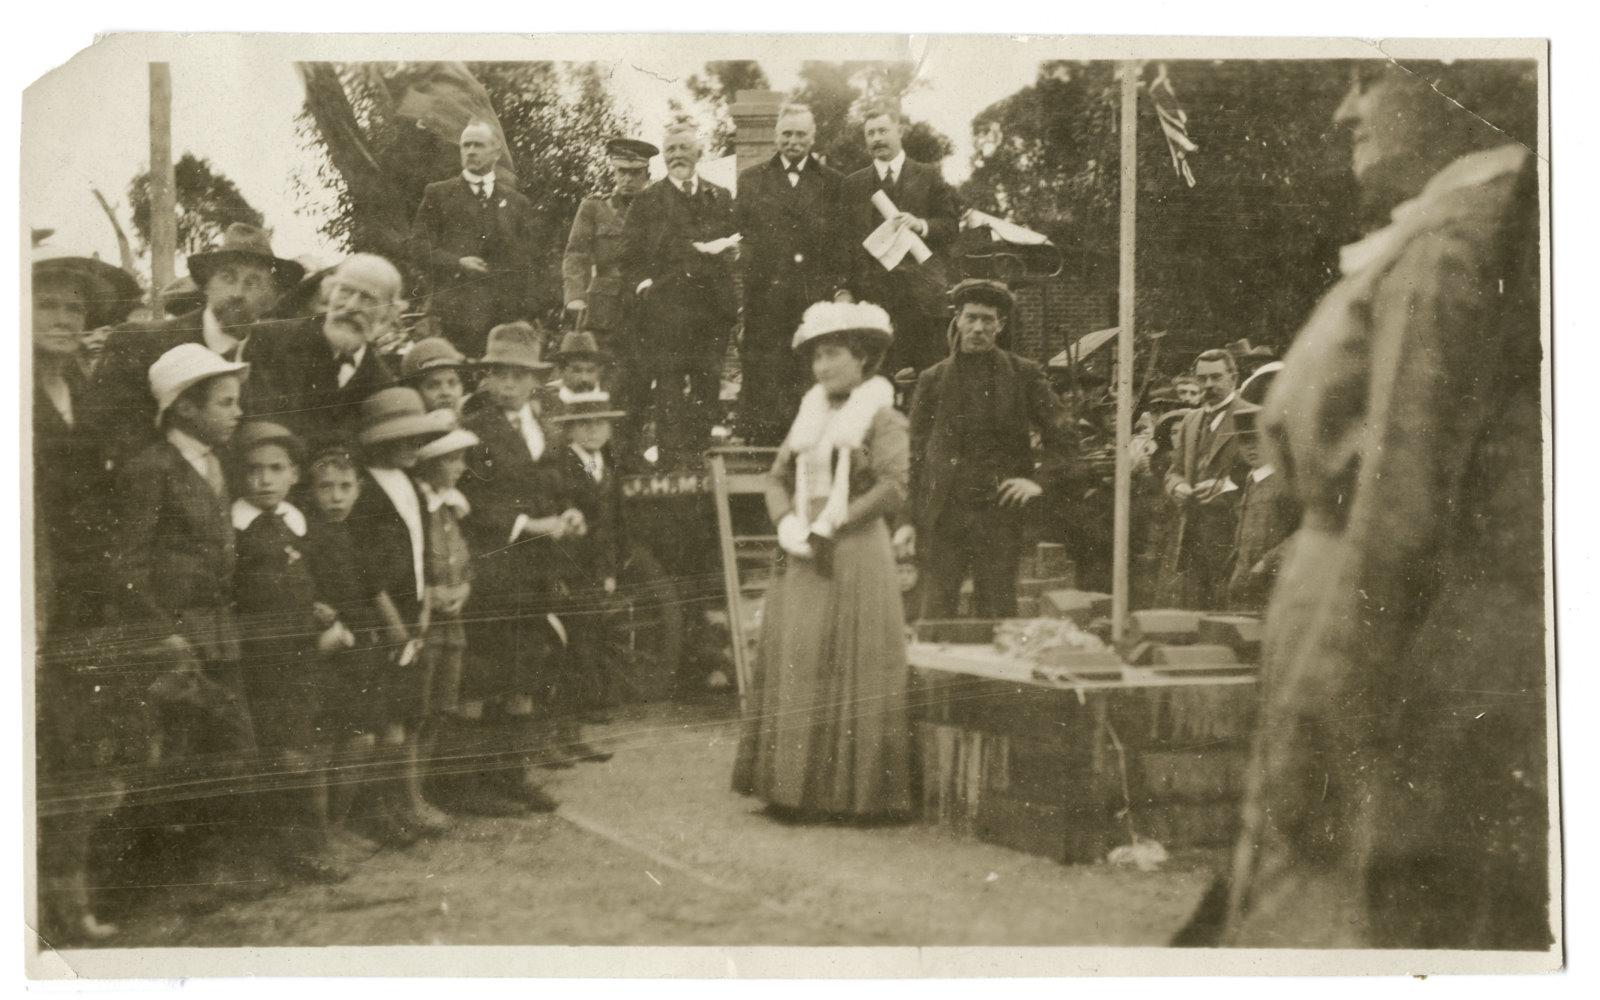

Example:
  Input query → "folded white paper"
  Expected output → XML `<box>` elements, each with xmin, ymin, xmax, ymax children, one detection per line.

<box><xmin>693</xmin><ymin>233</ymin><xmax>742</xmax><ymax>255</ymax></box>
<box><xmin>865</xmin><ymin>190</ymin><xmax>931</xmax><ymax>268</ymax></box>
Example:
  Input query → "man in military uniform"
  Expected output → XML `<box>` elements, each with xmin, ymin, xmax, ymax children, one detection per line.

<box><xmin>563</xmin><ymin>137</ymin><xmax>657</xmax><ymax>360</ymax></box>
<box><xmin>734</xmin><ymin>103</ymin><xmax>846</xmax><ymax>444</ymax></box>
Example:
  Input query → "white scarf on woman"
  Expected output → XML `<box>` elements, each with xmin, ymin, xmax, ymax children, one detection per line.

<box><xmin>783</xmin><ymin>374</ymin><xmax>894</xmax><ymax>533</ymax></box>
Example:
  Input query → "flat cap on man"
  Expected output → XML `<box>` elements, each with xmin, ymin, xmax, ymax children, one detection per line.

<box><xmin>949</xmin><ymin>278</ymin><xmax>1016</xmax><ymax>316</ymax></box>
<box><xmin>607</xmin><ymin>137</ymin><xmax>659</xmax><ymax>166</ymax></box>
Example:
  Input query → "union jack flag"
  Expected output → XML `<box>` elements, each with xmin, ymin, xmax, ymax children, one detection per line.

<box><xmin>1149</xmin><ymin>63</ymin><xmax>1198</xmax><ymax>187</ymax></box>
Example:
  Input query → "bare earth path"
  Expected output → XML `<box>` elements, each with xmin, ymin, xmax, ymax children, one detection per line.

<box><xmin>109</xmin><ymin>700</ymin><xmax>1218</xmax><ymax>948</ymax></box>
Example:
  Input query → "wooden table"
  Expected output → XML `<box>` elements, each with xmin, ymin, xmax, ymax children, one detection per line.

<box><xmin>909</xmin><ymin>642</ymin><xmax>1258</xmax><ymax>864</ymax></box>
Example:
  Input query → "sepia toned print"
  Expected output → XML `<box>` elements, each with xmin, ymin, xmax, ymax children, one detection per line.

<box><xmin>21</xmin><ymin>33</ymin><xmax>1556</xmax><ymax>978</ymax></box>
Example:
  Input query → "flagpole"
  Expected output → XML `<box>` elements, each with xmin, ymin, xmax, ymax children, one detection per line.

<box><xmin>149</xmin><ymin>63</ymin><xmax>177</xmax><ymax>314</ymax></box>
<box><xmin>1111</xmin><ymin>61</ymin><xmax>1139</xmax><ymax>645</ymax></box>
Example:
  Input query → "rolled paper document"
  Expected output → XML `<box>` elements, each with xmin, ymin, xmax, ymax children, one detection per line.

<box><xmin>868</xmin><ymin>190</ymin><xmax>932</xmax><ymax>264</ymax></box>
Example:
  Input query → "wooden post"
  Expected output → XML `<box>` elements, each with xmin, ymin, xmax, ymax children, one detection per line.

<box><xmin>1112</xmin><ymin>62</ymin><xmax>1139</xmax><ymax>644</ymax></box>
<box><xmin>148</xmin><ymin>63</ymin><xmax>177</xmax><ymax>313</ymax></box>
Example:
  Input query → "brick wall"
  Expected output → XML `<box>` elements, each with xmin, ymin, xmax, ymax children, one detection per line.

<box><xmin>1006</xmin><ymin>251</ymin><xmax>1117</xmax><ymax>365</ymax></box>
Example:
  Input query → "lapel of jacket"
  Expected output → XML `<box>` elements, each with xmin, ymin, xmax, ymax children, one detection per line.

<box><xmin>927</xmin><ymin>359</ymin><xmax>959</xmax><ymax>462</ymax></box>
<box><xmin>1199</xmin><ymin>399</ymin><xmax>1238</xmax><ymax>474</ymax></box>
<box><xmin>165</xmin><ymin>441</ymin><xmax>229</xmax><ymax>552</ymax></box>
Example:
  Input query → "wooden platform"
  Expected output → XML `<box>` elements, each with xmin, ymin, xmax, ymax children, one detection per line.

<box><xmin>909</xmin><ymin>641</ymin><xmax>1258</xmax><ymax>865</ymax></box>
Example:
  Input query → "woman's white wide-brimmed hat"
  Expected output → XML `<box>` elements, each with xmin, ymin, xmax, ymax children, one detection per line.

<box><xmin>790</xmin><ymin>301</ymin><xmax>894</xmax><ymax>353</ymax></box>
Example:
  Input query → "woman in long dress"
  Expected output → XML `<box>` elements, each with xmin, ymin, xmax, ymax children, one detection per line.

<box><xmin>732</xmin><ymin>302</ymin><xmax>914</xmax><ymax>820</ymax></box>
<box><xmin>1178</xmin><ymin>60</ymin><xmax>1548</xmax><ymax>950</ymax></box>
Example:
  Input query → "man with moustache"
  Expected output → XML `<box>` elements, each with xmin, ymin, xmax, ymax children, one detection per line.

<box><xmin>412</xmin><ymin>120</ymin><xmax>543</xmax><ymax>357</ymax></box>
<box><xmin>837</xmin><ymin>100</ymin><xmax>961</xmax><ymax>378</ymax></box>
<box><xmin>245</xmin><ymin>254</ymin><xmax>402</xmax><ymax>439</ymax></box>
<box><xmin>91</xmin><ymin>223</ymin><xmax>304</xmax><ymax>465</ymax></box>
<box><xmin>1163</xmin><ymin>349</ymin><xmax>1250</xmax><ymax>610</ymax></box>
<box><xmin>734</xmin><ymin>103</ymin><xmax>846</xmax><ymax>444</ymax></box>
<box><xmin>618</xmin><ymin>120</ymin><xmax>740</xmax><ymax>466</ymax></box>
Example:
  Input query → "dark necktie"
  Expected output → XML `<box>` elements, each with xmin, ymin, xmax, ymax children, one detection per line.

<box><xmin>879</xmin><ymin>167</ymin><xmax>896</xmax><ymax>192</ymax></box>
<box><xmin>473</xmin><ymin>181</ymin><xmax>490</xmax><ymax>207</ymax></box>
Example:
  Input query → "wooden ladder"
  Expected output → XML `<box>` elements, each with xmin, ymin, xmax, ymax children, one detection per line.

<box><xmin>706</xmin><ymin>446</ymin><xmax>780</xmax><ymax>709</ymax></box>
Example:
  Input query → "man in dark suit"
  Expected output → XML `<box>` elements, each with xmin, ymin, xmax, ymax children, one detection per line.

<box><xmin>411</xmin><ymin>120</ymin><xmax>543</xmax><ymax>358</ymax></box>
<box><xmin>1163</xmin><ymin>348</ymin><xmax>1250</xmax><ymax>610</ymax></box>
<box><xmin>903</xmin><ymin>280</ymin><xmax>1075</xmax><ymax>620</ymax></box>
<box><xmin>838</xmin><ymin>101</ymin><xmax>962</xmax><ymax>378</ymax></box>
<box><xmin>734</xmin><ymin>103</ymin><xmax>846</xmax><ymax>444</ymax></box>
<box><xmin>245</xmin><ymin>254</ymin><xmax>401</xmax><ymax>439</ymax></box>
<box><xmin>91</xmin><ymin>223</ymin><xmax>304</xmax><ymax>466</ymax></box>
<box><xmin>618</xmin><ymin>121</ymin><xmax>740</xmax><ymax>467</ymax></box>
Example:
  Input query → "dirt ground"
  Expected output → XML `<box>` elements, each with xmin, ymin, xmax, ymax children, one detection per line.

<box><xmin>105</xmin><ymin>698</ymin><xmax>1220</xmax><ymax>948</ymax></box>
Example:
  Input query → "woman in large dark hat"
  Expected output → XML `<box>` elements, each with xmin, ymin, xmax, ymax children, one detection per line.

<box><xmin>732</xmin><ymin>301</ymin><xmax>914</xmax><ymax>820</ymax></box>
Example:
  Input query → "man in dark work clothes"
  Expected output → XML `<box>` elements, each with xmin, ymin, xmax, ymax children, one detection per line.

<box><xmin>901</xmin><ymin>280</ymin><xmax>1075</xmax><ymax>620</ymax></box>
<box><xmin>733</xmin><ymin>103</ymin><xmax>846</xmax><ymax>444</ymax></box>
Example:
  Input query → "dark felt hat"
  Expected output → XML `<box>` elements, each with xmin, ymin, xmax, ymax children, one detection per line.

<box><xmin>547</xmin><ymin>389</ymin><xmax>627</xmax><ymax>423</ymax></box>
<box><xmin>188</xmin><ymin>223</ymin><xmax>306</xmax><ymax>294</ymax></box>
<box><xmin>554</xmin><ymin>329</ymin><xmax>611</xmax><ymax>363</ymax></box>
<box><xmin>32</xmin><ymin>247</ymin><xmax>143</xmax><ymax>328</ymax></box>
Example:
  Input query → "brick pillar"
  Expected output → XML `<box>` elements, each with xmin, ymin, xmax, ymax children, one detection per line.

<box><xmin>728</xmin><ymin>89</ymin><xmax>786</xmax><ymax>177</ymax></box>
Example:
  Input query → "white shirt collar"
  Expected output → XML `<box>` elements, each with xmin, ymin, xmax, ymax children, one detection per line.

<box><xmin>165</xmin><ymin>426</ymin><xmax>214</xmax><ymax>477</ymax></box>
<box><xmin>506</xmin><ymin>403</ymin><xmax>545</xmax><ymax>461</ymax></box>
<box><xmin>367</xmin><ymin>466</ymin><xmax>427</xmax><ymax>595</ymax></box>
<box><xmin>1250</xmin><ymin>465</ymin><xmax>1276</xmax><ymax>484</ymax></box>
<box><xmin>875</xmin><ymin>151</ymin><xmax>908</xmax><ymax>180</ymax></box>
<box><xmin>463</xmin><ymin>169</ymin><xmax>495</xmax><ymax>192</ymax></box>
<box><xmin>337</xmin><ymin>342</ymin><xmax>367</xmax><ymax>367</ymax></box>
<box><xmin>231</xmin><ymin>497</ymin><xmax>308</xmax><ymax>537</ymax></box>
<box><xmin>671</xmin><ymin>174</ymin><xmax>698</xmax><ymax>196</ymax></box>
<box><xmin>781</xmin><ymin>155</ymin><xmax>807</xmax><ymax>173</ymax></box>
<box><xmin>571</xmin><ymin>441</ymin><xmax>604</xmax><ymax>469</ymax></box>
<box><xmin>201</xmin><ymin>306</ymin><xmax>239</xmax><ymax>355</ymax></box>
<box><xmin>1338</xmin><ymin>144</ymin><xmax>1527</xmax><ymax>276</ymax></box>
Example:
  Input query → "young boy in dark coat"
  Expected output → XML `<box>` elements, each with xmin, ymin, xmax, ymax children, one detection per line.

<box><xmin>548</xmin><ymin>390</ymin><xmax>629</xmax><ymax>730</ymax></box>
<box><xmin>228</xmin><ymin>421</ymin><xmax>363</xmax><ymax>882</ymax></box>
<box><xmin>1224</xmin><ymin>406</ymin><xmax>1301</xmax><ymax>612</ymax></box>
<box><xmin>346</xmin><ymin>387</ymin><xmax>457</xmax><ymax>843</ymax></box>
<box><xmin>460</xmin><ymin>323</ymin><xmax>585</xmax><ymax>807</ymax></box>
<box><xmin>111</xmin><ymin>344</ymin><xmax>262</xmax><ymax>908</ymax></box>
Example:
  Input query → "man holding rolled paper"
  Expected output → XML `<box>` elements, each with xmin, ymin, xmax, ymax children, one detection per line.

<box><xmin>836</xmin><ymin>100</ymin><xmax>961</xmax><ymax>378</ymax></box>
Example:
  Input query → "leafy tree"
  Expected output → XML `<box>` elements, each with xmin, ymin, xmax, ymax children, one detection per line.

<box><xmin>128</xmin><ymin>152</ymin><xmax>264</xmax><ymax>256</ymax></box>
<box><xmin>792</xmin><ymin>61</ymin><xmax>953</xmax><ymax>174</ymax></box>
<box><xmin>292</xmin><ymin>61</ymin><xmax>638</xmax><ymax>317</ymax></box>
<box><xmin>677</xmin><ymin>60</ymin><xmax>770</xmax><ymax>156</ymax></box>
<box><xmin>962</xmin><ymin>60</ymin><xmax>1358</xmax><ymax>358</ymax></box>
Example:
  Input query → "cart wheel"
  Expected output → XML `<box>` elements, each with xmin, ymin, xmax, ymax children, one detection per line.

<box><xmin>604</xmin><ymin>544</ymin><xmax>684</xmax><ymax>703</ymax></box>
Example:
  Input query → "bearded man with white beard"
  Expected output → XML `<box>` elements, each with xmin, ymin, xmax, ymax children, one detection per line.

<box><xmin>244</xmin><ymin>253</ymin><xmax>403</xmax><ymax>439</ymax></box>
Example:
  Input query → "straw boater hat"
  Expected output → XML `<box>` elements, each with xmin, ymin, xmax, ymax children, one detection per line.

<box><xmin>188</xmin><ymin>222</ymin><xmax>306</xmax><ymax>294</ymax></box>
<box><xmin>148</xmin><ymin>343</ymin><xmax>250</xmax><ymax>426</ymax></box>
<box><xmin>401</xmin><ymin>337</ymin><xmax>472</xmax><ymax>381</ymax></box>
<box><xmin>416</xmin><ymin>426</ymin><xmax>481</xmax><ymax>463</ymax></box>
<box><xmin>356</xmin><ymin>386</ymin><xmax>455</xmax><ymax>447</ymax></box>
<box><xmin>553</xmin><ymin>329</ymin><xmax>611</xmax><ymax>364</ymax></box>
<box><xmin>32</xmin><ymin>243</ymin><xmax>143</xmax><ymax>329</ymax></box>
<box><xmin>1238</xmin><ymin>360</ymin><xmax>1283</xmax><ymax>406</ymax></box>
<box><xmin>791</xmin><ymin>301</ymin><xmax>894</xmax><ymax>353</ymax></box>
<box><xmin>548</xmin><ymin>389</ymin><xmax>627</xmax><ymax>424</ymax></box>
<box><xmin>480</xmin><ymin>321</ymin><xmax>553</xmax><ymax>371</ymax></box>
